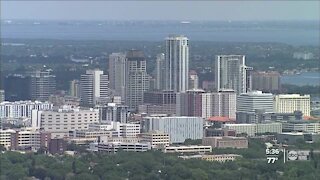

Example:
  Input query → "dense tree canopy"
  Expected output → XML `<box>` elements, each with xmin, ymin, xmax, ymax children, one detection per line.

<box><xmin>1</xmin><ymin>148</ymin><xmax>320</xmax><ymax>180</ymax></box>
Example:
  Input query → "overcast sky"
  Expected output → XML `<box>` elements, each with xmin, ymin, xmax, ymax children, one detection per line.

<box><xmin>1</xmin><ymin>1</ymin><xmax>319</xmax><ymax>21</ymax></box>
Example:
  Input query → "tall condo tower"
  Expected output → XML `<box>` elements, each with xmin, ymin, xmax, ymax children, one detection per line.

<box><xmin>165</xmin><ymin>35</ymin><xmax>189</xmax><ymax>92</ymax></box>
<box><xmin>80</xmin><ymin>69</ymin><xmax>109</xmax><ymax>107</ymax></box>
<box><xmin>155</xmin><ymin>53</ymin><xmax>165</xmax><ymax>90</ymax></box>
<box><xmin>30</xmin><ymin>70</ymin><xmax>56</xmax><ymax>102</ymax></box>
<box><xmin>108</xmin><ymin>52</ymin><xmax>126</xmax><ymax>100</ymax></box>
<box><xmin>125</xmin><ymin>50</ymin><xmax>150</xmax><ymax>110</ymax></box>
<box><xmin>215</xmin><ymin>55</ymin><xmax>253</xmax><ymax>94</ymax></box>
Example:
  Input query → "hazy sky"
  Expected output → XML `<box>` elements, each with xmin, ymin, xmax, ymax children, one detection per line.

<box><xmin>2</xmin><ymin>1</ymin><xmax>319</xmax><ymax>21</ymax></box>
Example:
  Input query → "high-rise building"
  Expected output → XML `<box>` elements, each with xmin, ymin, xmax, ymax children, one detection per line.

<box><xmin>155</xmin><ymin>53</ymin><xmax>166</xmax><ymax>90</ymax></box>
<box><xmin>252</xmin><ymin>71</ymin><xmax>281</xmax><ymax>93</ymax></box>
<box><xmin>176</xmin><ymin>89</ymin><xmax>204</xmax><ymax>117</ymax></box>
<box><xmin>125</xmin><ymin>50</ymin><xmax>150</xmax><ymax>110</ymax></box>
<box><xmin>4</xmin><ymin>74</ymin><xmax>31</xmax><ymax>101</ymax></box>
<box><xmin>0</xmin><ymin>90</ymin><xmax>4</xmax><ymax>103</ymax></box>
<box><xmin>69</xmin><ymin>80</ymin><xmax>80</xmax><ymax>98</ymax></box>
<box><xmin>189</xmin><ymin>70</ymin><xmax>199</xmax><ymax>89</ymax></box>
<box><xmin>215</xmin><ymin>55</ymin><xmax>253</xmax><ymax>94</ymax></box>
<box><xmin>236</xmin><ymin>91</ymin><xmax>274</xmax><ymax>123</ymax></box>
<box><xmin>30</xmin><ymin>70</ymin><xmax>56</xmax><ymax>101</ymax></box>
<box><xmin>139</xmin><ymin>91</ymin><xmax>176</xmax><ymax>115</ymax></box>
<box><xmin>80</xmin><ymin>69</ymin><xmax>109</xmax><ymax>107</ymax></box>
<box><xmin>98</xmin><ymin>103</ymin><xmax>129</xmax><ymax>123</ymax></box>
<box><xmin>142</xmin><ymin>116</ymin><xmax>203</xmax><ymax>143</ymax></box>
<box><xmin>201</xmin><ymin>90</ymin><xmax>237</xmax><ymax>119</ymax></box>
<box><xmin>108</xmin><ymin>53</ymin><xmax>126</xmax><ymax>99</ymax></box>
<box><xmin>165</xmin><ymin>35</ymin><xmax>189</xmax><ymax>92</ymax></box>
<box><xmin>274</xmin><ymin>94</ymin><xmax>310</xmax><ymax>116</ymax></box>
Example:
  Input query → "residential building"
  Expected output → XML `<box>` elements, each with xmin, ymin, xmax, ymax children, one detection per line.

<box><xmin>164</xmin><ymin>145</ymin><xmax>212</xmax><ymax>153</ymax></box>
<box><xmin>274</xmin><ymin>94</ymin><xmax>311</xmax><ymax>116</ymax></box>
<box><xmin>140</xmin><ymin>131</ymin><xmax>170</xmax><ymax>149</ymax></box>
<box><xmin>155</xmin><ymin>53</ymin><xmax>166</xmax><ymax>90</ymax></box>
<box><xmin>236</xmin><ymin>91</ymin><xmax>274</xmax><ymax>123</ymax></box>
<box><xmin>202</xmin><ymin>136</ymin><xmax>248</xmax><ymax>149</ymax></box>
<box><xmin>125</xmin><ymin>50</ymin><xmax>150</xmax><ymax>110</ymax></box>
<box><xmin>202</xmin><ymin>90</ymin><xmax>236</xmax><ymax>119</ymax></box>
<box><xmin>176</xmin><ymin>89</ymin><xmax>204</xmax><ymax>116</ymax></box>
<box><xmin>0</xmin><ymin>101</ymin><xmax>53</xmax><ymax>125</ymax></box>
<box><xmin>215</xmin><ymin>55</ymin><xmax>253</xmax><ymax>94</ymax></box>
<box><xmin>30</xmin><ymin>70</ymin><xmax>56</xmax><ymax>101</ymax></box>
<box><xmin>108</xmin><ymin>53</ymin><xmax>126</xmax><ymax>99</ymax></box>
<box><xmin>142</xmin><ymin>116</ymin><xmax>203</xmax><ymax>143</ymax></box>
<box><xmin>189</xmin><ymin>70</ymin><xmax>199</xmax><ymax>89</ymax></box>
<box><xmin>98</xmin><ymin>103</ymin><xmax>129</xmax><ymax>123</ymax></box>
<box><xmin>165</xmin><ymin>35</ymin><xmax>189</xmax><ymax>92</ymax></box>
<box><xmin>69</xmin><ymin>80</ymin><xmax>80</xmax><ymax>98</ymax></box>
<box><xmin>80</xmin><ymin>69</ymin><xmax>109</xmax><ymax>107</ymax></box>
<box><xmin>0</xmin><ymin>90</ymin><xmax>5</xmax><ymax>103</ymax></box>
<box><xmin>252</xmin><ymin>71</ymin><xmax>280</xmax><ymax>93</ymax></box>
<box><xmin>139</xmin><ymin>91</ymin><xmax>176</xmax><ymax>115</ymax></box>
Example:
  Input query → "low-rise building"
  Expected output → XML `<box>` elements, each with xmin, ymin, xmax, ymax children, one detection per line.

<box><xmin>223</xmin><ymin>123</ymin><xmax>282</xmax><ymax>136</ymax></box>
<box><xmin>202</xmin><ymin>136</ymin><xmax>248</xmax><ymax>149</ymax></box>
<box><xmin>164</xmin><ymin>145</ymin><xmax>212</xmax><ymax>153</ymax></box>
<box><xmin>98</xmin><ymin>142</ymin><xmax>151</xmax><ymax>153</ymax></box>
<box><xmin>282</xmin><ymin>121</ymin><xmax>320</xmax><ymax>134</ymax></box>
<box><xmin>139</xmin><ymin>130</ymin><xmax>170</xmax><ymax>149</ymax></box>
<box><xmin>0</xmin><ymin>128</ymin><xmax>51</xmax><ymax>151</ymax></box>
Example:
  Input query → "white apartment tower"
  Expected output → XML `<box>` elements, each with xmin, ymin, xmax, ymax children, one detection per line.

<box><xmin>165</xmin><ymin>35</ymin><xmax>189</xmax><ymax>92</ymax></box>
<box><xmin>215</xmin><ymin>55</ymin><xmax>253</xmax><ymax>94</ymax></box>
<box><xmin>201</xmin><ymin>90</ymin><xmax>237</xmax><ymax>119</ymax></box>
<box><xmin>125</xmin><ymin>50</ymin><xmax>150</xmax><ymax>110</ymax></box>
<box><xmin>80</xmin><ymin>69</ymin><xmax>109</xmax><ymax>107</ymax></box>
<box><xmin>108</xmin><ymin>53</ymin><xmax>126</xmax><ymax>100</ymax></box>
<box><xmin>274</xmin><ymin>94</ymin><xmax>310</xmax><ymax>116</ymax></box>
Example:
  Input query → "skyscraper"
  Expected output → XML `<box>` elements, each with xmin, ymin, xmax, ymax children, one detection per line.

<box><xmin>125</xmin><ymin>50</ymin><xmax>150</xmax><ymax>110</ymax></box>
<box><xmin>165</xmin><ymin>35</ymin><xmax>189</xmax><ymax>92</ymax></box>
<box><xmin>189</xmin><ymin>70</ymin><xmax>199</xmax><ymax>89</ymax></box>
<box><xmin>155</xmin><ymin>53</ymin><xmax>165</xmax><ymax>90</ymax></box>
<box><xmin>215</xmin><ymin>55</ymin><xmax>253</xmax><ymax>94</ymax></box>
<box><xmin>108</xmin><ymin>53</ymin><xmax>126</xmax><ymax>99</ymax></box>
<box><xmin>69</xmin><ymin>79</ymin><xmax>80</xmax><ymax>98</ymax></box>
<box><xmin>80</xmin><ymin>69</ymin><xmax>109</xmax><ymax>107</ymax></box>
<box><xmin>30</xmin><ymin>70</ymin><xmax>56</xmax><ymax>102</ymax></box>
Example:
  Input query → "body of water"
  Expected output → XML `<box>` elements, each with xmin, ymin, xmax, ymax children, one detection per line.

<box><xmin>281</xmin><ymin>72</ymin><xmax>320</xmax><ymax>86</ymax></box>
<box><xmin>1</xmin><ymin>20</ymin><xmax>319</xmax><ymax>46</ymax></box>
